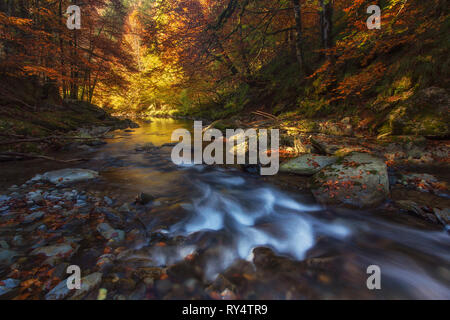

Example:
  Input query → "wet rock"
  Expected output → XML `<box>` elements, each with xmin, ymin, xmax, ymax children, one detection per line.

<box><xmin>280</xmin><ymin>154</ymin><xmax>337</xmax><ymax>175</ymax></box>
<box><xmin>31</xmin><ymin>168</ymin><xmax>99</xmax><ymax>185</ymax></box>
<box><xmin>53</xmin><ymin>263</ymin><xmax>70</xmax><ymax>279</ymax></box>
<box><xmin>45</xmin><ymin>278</ymin><xmax>71</xmax><ymax>300</ymax></box>
<box><xmin>96</xmin><ymin>222</ymin><xmax>125</xmax><ymax>243</ymax></box>
<box><xmin>311</xmin><ymin>152</ymin><xmax>389</xmax><ymax>208</ymax></box>
<box><xmin>63</xmin><ymin>191</ymin><xmax>77</xmax><ymax>201</ymax></box>
<box><xmin>31</xmin><ymin>242</ymin><xmax>78</xmax><ymax>259</ymax></box>
<box><xmin>23</xmin><ymin>211</ymin><xmax>44</xmax><ymax>224</ymax></box>
<box><xmin>0</xmin><ymin>278</ymin><xmax>21</xmax><ymax>298</ymax></box>
<box><xmin>136</xmin><ymin>192</ymin><xmax>155</xmax><ymax>205</ymax></box>
<box><xmin>433</xmin><ymin>208</ymin><xmax>450</xmax><ymax>227</ymax></box>
<box><xmin>395</xmin><ymin>200</ymin><xmax>438</xmax><ymax>223</ymax></box>
<box><xmin>398</xmin><ymin>173</ymin><xmax>448</xmax><ymax>196</ymax></box>
<box><xmin>104</xmin><ymin>196</ymin><xmax>114</xmax><ymax>206</ymax></box>
<box><xmin>70</xmin><ymin>272</ymin><xmax>103</xmax><ymax>300</ymax></box>
<box><xmin>118</xmin><ymin>203</ymin><xmax>131</xmax><ymax>213</ymax></box>
<box><xmin>310</xmin><ymin>136</ymin><xmax>341</xmax><ymax>155</ymax></box>
<box><xmin>96</xmin><ymin>254</ymin><xmax>115</xmax><ymax>271</ymax></box>
<box><xmin>26</xmin><ymin>190</ymin><xmax>44</xmax><ymax>204</ymax></box>
<box><xmin>0</xmin><ymin>249</ymin><xmax>19</xmax><ymax>265</ymax></box>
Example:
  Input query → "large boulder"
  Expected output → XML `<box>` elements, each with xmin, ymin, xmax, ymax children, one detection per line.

<box><xmin>311</xmin><ymin>152</ymin><xmax>389</xmax><ymax>208</ymax></box>
<box><xmin>280</xmin><ymin>154</ymin><xmax>337</xmax><ymax>176</ymax></box>
<box><xmin>30</xmin><ymin>169</ymin><xmax>99</xmax><ymax>184</ymax></box>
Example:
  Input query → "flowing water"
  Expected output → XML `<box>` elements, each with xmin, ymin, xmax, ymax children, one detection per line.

<box><xmin>4</xmin><ymin>118</ymin><xmax>450</xmax><ymax>299</ymax></box>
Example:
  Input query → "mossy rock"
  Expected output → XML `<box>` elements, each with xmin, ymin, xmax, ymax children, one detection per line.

<box><xmin>311</xmin><ymin>152</ymin><xmax>389</xmax><ymax>208</ymax></box>
<box><xmin>382</xmin><ymin>87</ymin><xmax>450</xmax><ymax>138</ymax></box>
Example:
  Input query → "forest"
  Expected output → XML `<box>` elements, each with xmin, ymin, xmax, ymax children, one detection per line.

<box><xmin>0</xmin><ymin>0</ymin><xmax>449</xmax><ymax>301</ymax></box>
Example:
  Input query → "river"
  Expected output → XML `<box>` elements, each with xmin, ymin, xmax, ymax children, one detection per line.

<box><xmin>2</xmin><ymin>118</ymin><xmax>449</xmax><ymax>299</ymax></box>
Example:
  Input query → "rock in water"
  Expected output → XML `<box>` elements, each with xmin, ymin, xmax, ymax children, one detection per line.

<box><xmin>31</xmin><ymin>243</ymin><xmax>78</xmax><ymax>259</ymax></box>
<box><xmin>96</xmin><ymin>222</ymin><xmax>125</xmax><ymax>243</ymax></box>
<box><xmin>311</xmin><ymin>152</ymin><xmax>389</xmax><ymax>208</ymax></box>
<box><xmin>45</xmin><ymin>278</ymin><xmax>72</xmax><ymax>300</ymax></box>
<box><xmin>0</xmin><ymin>278</ymin><xmax>21</xmax><ymax>299</ymax></box>
<box><xmin>31</xmin><ymin>169</ymin><xmax>99</xmax><ymax>184</ymax></box>
<box><xmin>23</xmin><ymin>211</ymin><xmax>45</xmax><ymax>223</ymax></box>
<box><xmin>70</xmin><ymin>272</ymin><xmax>103</xmax><ymax>300</ymax></box>
<box><xmin>136</xmin><ymin>192</ymin><xmax>155</xmax><ymax>205</ymax></box>
<box><xmin>0</xmin><ymin>249</ymin><xmax>18</xmax><ymax>266</ymax></box>
<box><xmin>280</xmin><ymin>154</ymin><xmax>337</xmax><ymax>175</ymax></box>
<box><xmin>46</xmin><ymin>272</ymin><xmax>103</xmax><ymax>300</ymax></box>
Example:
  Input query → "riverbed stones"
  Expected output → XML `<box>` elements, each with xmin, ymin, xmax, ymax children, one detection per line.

<box><xmin>0</xmin><ymin>278</ymin><xmax>21</xmax><ymax>299</ymax></box>
<box><xmin>0</xmin><ymin>249</ymin><xmax>18</xmax><ymax>265</ymax></box>
<box><xmin>311</xmin><ymin>152</ymin><xmax>389</xmax><ymax>208</ymax></box>
<box><xmin>31</xmin><ymin>242</ymin><xmax>79</xmax><ymax>259</ymax></box>
<box><xmin>96</xmin><ymin>222</ymin><xmax>125</xmax><ymax>243</ymax></box>
<box><xmin>45</xmin><ymin>278</ymin><xmax>72</xmax><ymax>300</ymax></box>
<box><xmin>23</xmin><ymin>211</ymin><xmax>44</xmax><ymax>224</ymax></box>
<box><xmin>395</xmin><ymin>200</ymin><xmax>438</xmax><ymax>223</ymax></box>
<box><xmin>46</xmin><ymin>272</ymin><xmax>103</xmax><ymax>300</ymax></box>
<box><xmin>136</xmin><ymin>192</ymin><xmax>155</xmax><ymax>205</ymax></box>
<box><xmin>69</xmin><ymin>272</ymin><xmax>103</xmax><ymax>300</ymax></box>
<box><xmin>280</xmin><ymin>154</ymin><xmax>337</xmax><ymax>175</ymax></box>
<box><xmin>433</xmin><ymin>208</ymin><xmax>450</xmax><ymax>227</ymax></box>
<box><xmin>26</xmin><ymin>190</ymin><xmax>43</xmax><ymax>203</ymax></box>
<box><xmin>31</xmin><ymin>169</ymin><xmax>99</xmax><ymax>185</ymax></box>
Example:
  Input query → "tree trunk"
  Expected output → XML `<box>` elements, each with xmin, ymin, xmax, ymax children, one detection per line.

<box><xmin>292</xmin><ymin>0</ymin><xmax>307</xmax><ymax>75</ymax></box>
<box><xmin>319</xmin><ymin>0</ymin><xmax>333</xmax><ymax>57</ymax></box>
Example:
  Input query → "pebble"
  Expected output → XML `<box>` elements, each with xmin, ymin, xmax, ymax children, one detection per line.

<box><xmin>0</xmin><ymin>195</ymin><xmax>10</xmax><ymax>202</ymax></box>
<box><xmin>104</xmin><ymin>196</ymin><xmax>114</xmax><ymax>206</ymax></box>
<box><xmin>70</xmin><ymin>272</ymin><xmax>103</xmax><ymax>300</ymax></box>
<box><xmin>0</xmin><ymin>249</ymin><xmax>19</xmax><ymax>265</ymax></box>
<box><xmin>96</xmin><ymin>223</ymin><xmax>125</xmax><ymax>243</ymax></box>
<box><xmin>23</xmin><ymin>211</ymin><xmax>45</xmax><ymax>223</ymax></box>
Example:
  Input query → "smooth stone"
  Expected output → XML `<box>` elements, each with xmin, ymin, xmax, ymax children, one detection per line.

<box><xmin>96</xmin><ymin>223</ymin><xmax>125</xmax><ymax>243</ymax></box>
<box><xmin>32</xmin><ymin>169</ymin><xmax>99</xmax><ymax>185</ymax></box>
<box><xmin>69</xmin><ymin>272</ymin><xmax>103</xmax><ymax>300</ymax></box>
<box><xmin>0</xmin><ymin>249</ymin><xmax>19</xmax><ymax>265</ymax></box>
<box><xmin>311</xmin><ymin>152</ymin><xmax>389</xmax><ymax>208</ymax></box>
<box><xmin>23</xmin><ymin>211</ymin><xmax>45</xmax><ymax>224</ymax></box>
<box><xmin>280</xmin><ymin>154</ymin><xmax>337</xmax><ymax>175</ymax></box>
<box><xmin>31</xmin><ymin>243</ymin><xmax>78</xmax><ymax>258</ymax></box>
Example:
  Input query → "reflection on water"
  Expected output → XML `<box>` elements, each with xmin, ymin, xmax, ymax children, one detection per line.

<box><xmin>81</xmin><ymin>118</ymin><xmax>450</xmax><ymax>299</ymax></box>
